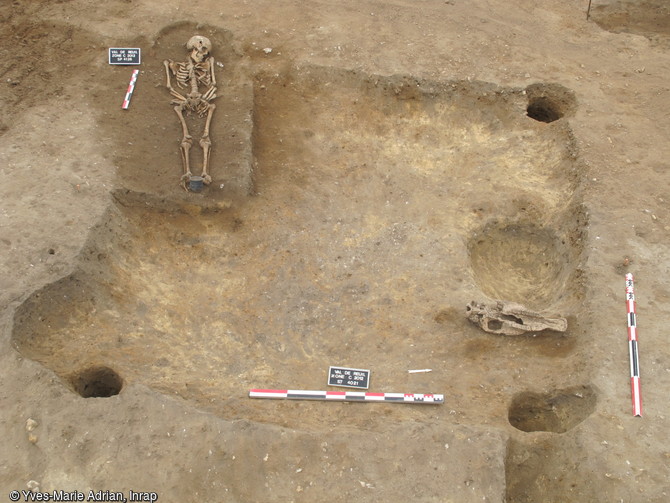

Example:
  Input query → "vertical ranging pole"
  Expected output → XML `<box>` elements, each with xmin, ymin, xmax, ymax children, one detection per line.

<box><xmin>625</xmin><ymin>273</ymin><xmax>642</xmax><ymax>416</ymax></box>
<box><xmin>122</xmin><ymin>69</ymin><xmax>139</xmax><ymax>109</ymax></box>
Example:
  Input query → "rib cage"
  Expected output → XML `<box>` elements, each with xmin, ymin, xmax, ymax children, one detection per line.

<box><xmin>175</xmin><ymin>64</ymin><xmax>190</xmax><ymax>88</ymax></box>
<box><xmin>174</xmin><ymin>61</ymin><xmax>213</xmax><ymax>89</ymax></box>
<box><xmin>166</xmin><ymin>59</ymin><xmax>216</xmax><ymax>116</ymax></box>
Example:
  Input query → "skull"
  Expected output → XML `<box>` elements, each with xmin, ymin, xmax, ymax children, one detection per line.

<box><xmin>186</xmin><ymin>35</ymin><xmax>212</xmax><ymax>63</ymax></box>
<box><xmin>465</xmin><ymin>300</ymin><xmax>567</xmax><ymax>336</ymax></box>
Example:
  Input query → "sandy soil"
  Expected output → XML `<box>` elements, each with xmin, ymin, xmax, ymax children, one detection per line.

<box><xmin>1</xmin><ymin>0</ymin><xmax>669</xmax><ymax>501</ymax></box>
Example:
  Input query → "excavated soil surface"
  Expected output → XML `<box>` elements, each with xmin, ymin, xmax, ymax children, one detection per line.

<box><xmin>13</xmin><ymin>67</ymin><xmax>588</xmax><ymax>435</ymax></box>
<box><xmin>2</xmin><ymin>1</ymin><xmax>670</xmax><ymax>502</ymax></box>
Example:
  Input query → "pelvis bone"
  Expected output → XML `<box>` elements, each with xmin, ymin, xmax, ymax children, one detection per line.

<box><xmin>466</xmin><ymin>300</ymin><xmax>567</xmax><ymax>335</ymax></box>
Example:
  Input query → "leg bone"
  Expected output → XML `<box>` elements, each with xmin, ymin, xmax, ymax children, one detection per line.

<box><xmin>173</xmin><ymin>105</ymin><xmax>193</xmax><ymax>190</ymax></box>
<box><xmin>199</xmin><ymin>103</ymin><xmax>216</xmax><ymax>184</ymax></box>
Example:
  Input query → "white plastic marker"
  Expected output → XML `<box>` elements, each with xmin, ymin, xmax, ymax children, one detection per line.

<box><xmin>122</xmin><ymin>69</ymin><xmax>139</xmax><ymax>110</ymax></box>
<box><xmin>625</xmin><ymin>273</ymin><xmax>642</xmax><ymax>417</ymax></box>
<box><xmin>249</xmin><ymin>389</ymin><xmax>443</xmax><ymax>404</ymax></box>
<box><xmin>407</xmin><ymin>369</ymin><xmax>432</xmax><ymax>374</ymax></box>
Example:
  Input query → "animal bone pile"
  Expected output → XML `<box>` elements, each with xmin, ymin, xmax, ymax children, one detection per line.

<box><xmin>164</xmin><ymin>35</ymin><xmax>218</xmax><ymax>192</ymax></box>
<box><xmin>466</xmin><ymin>300</ymin><xmax>567</xmax><ymax>336</ymax></box>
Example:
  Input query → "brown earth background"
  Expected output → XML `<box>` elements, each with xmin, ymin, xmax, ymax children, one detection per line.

<box><xmin>1</xmin><ymin>0</ymin><xmax>669</xmax><ymax>501</ymax></box>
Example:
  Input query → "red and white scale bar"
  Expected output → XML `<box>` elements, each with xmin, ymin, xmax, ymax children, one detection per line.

<box><xmin>625</xmin><ymin>273</ymin><xmax>642</xmax><ymax>417</ymax></box>
<box><xmin>249</xmin><ymin>389</ymin><xmax>444</xmax><ymax>404</ymax></box>
<box><xmin>122</xmin><ymin>69</ymin><xmax>139</xmax><ymax>109</ymax></box>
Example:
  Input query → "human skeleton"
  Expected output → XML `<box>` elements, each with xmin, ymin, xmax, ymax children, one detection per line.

<box><xmin>164</xmin><ymin>35</ymin><xmax>217</xmax><ymax>191</ymax></box>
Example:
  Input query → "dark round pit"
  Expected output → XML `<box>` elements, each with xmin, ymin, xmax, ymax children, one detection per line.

<box><xmin>70</xmin><ymin>365</ymin><xmax>123</xmax><ymax>398</ymax></box>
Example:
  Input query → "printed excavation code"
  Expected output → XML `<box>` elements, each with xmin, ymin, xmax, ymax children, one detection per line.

<box><xmin>328</xmin><ymin>366</ymin><xmax>370</xmax><ymax>389</ymax></box>
<box><xmin>8</xmin><ymin>490</ymin><xmax>157</xmax><ymax>502</ymax></box>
